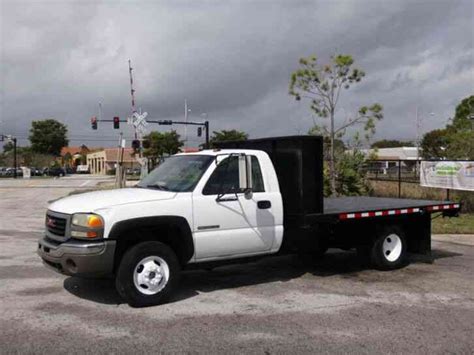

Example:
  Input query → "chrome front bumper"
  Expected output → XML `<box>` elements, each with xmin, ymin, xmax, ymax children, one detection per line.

<box><xmin>37</xmin><ymin>237</ymin><xmax>116</xmax><ymax>277</ymax></box>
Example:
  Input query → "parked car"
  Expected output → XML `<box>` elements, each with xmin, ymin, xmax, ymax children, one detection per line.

<box><xmin>6</xmin><ymin>168</ymin><xmax>23</xmax><ymax>177</ymax></box>
<box><xmin>0</xmin><ymin>167</ymin><xmax>8</xmax><ymax>177</ymax></box>
<box><xmin>125</xmin><ymin>167</ymin><xmax>141</xmax><ymax>176</ymax></box>
<box><xmin>43</xmin><ymin>167</ymin><xmax>66</xmax><ymax>177</ymax></box>
<box><xmin>76</xmin><ymin>165</ymin><xmax>90</xmax><ymax>174</ymax></box>
<box><xmin>29</xmin><ymin>167</ymin><xmax>42</xmax><ymax>176</ymax></box>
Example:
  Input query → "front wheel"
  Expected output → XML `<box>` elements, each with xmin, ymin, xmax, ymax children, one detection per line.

<box><xmin>371</xmin><ymin>227</ymin><xmax>407</xmax><ymax>270</ymax></box>
<box><xmin>116</xmin><ymin>241</ymin><xmax>181</xmax><ymax>307</ymax></box>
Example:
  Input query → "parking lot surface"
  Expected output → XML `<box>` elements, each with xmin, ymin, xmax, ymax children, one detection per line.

<box><xmin>1</xmin><ymin>181</ymin><xmax>473</xmax><ymax>353</ymax></box>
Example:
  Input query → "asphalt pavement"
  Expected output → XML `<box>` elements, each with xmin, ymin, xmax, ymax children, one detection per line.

<box><xmin>0</xmin><ymin>179</ymin><xmax>473</xmax><ymax>354</ymax></box>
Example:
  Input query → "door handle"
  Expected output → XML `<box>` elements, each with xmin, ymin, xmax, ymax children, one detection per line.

<box><xmin>216</xmin><ymin>196</ymin><xmax>238</xmax><ymax>202</ymax></box>
<box><xmin>257</xmin><ymin>200</ymin><xmax>271</xmax><ymax>209</ymax></box>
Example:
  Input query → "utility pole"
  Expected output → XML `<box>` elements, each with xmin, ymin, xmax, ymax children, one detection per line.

<box><xmin>416</xmin><ymin>107</ymin><xmax>435</xmax><ymax>160</ymax></box>
<box><xmin>13</xmin><ymin>137</ymin><xmax>17</xmax><ymax>179</ymax></box>
<box><xmin>184</xmin><ymin>99</ymin><xmax>188</xmax><ymax>146</ymax></box>
<box><xmin>416</xmin><ymin>106</ymin><xmax>421</xmax><ymax>160</ymax></box>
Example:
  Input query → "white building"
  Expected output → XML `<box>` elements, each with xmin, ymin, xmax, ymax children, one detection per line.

<box><xmin>86</xmin><ymin>148</ymin><xmax>137</xmax><ymax>175</ymax></box>
<box><xmin>361</xmin><ymin>147</ymin><xmax>420</xmax><ymax>161</ymax></box>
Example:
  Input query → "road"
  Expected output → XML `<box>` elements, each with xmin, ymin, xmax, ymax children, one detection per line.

<box><xmin>0</xmin><ymin>179</ymin><xmax>473</xmax><ymax>353</ymax></box>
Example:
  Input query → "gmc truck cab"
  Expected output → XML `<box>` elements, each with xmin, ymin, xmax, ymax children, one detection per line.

<box><xmin>38</xmin><ymin>136</ymin><xmax>460</xmax><ymax>307</ymax></box>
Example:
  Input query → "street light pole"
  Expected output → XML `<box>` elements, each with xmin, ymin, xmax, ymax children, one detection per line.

<box><xmin>13</xmin><ymin>137</ymin><xmax>17</xmax><ymax>179</ymax></box>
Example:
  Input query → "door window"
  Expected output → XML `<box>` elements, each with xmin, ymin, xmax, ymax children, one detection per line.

<box><xmin>203</xmin><ymin>156</ymin><xmax>264</xmax><ymax>195</ymax></box>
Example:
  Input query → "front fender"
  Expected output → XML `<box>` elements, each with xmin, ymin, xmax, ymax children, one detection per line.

<box><xmin>108</xmin><ymin>215</ymin><xmax>194</xmax><ymax>265</ymax></box>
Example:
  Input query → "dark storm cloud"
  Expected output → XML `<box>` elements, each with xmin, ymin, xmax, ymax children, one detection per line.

<box><xmin>1</xmin><ymin>0</ymin><xmax>473</xmax><ymax>148</ymax></box>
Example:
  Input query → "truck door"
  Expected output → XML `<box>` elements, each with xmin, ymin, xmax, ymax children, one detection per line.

<box><xmin>192</xmin><ymin>155</ymin><xmax>280</xmax><ymax>260</ymax></box>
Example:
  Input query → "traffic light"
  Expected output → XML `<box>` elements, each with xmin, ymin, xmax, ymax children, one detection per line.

<box><xmin>197</xmin><ymin>127</ymin><xmax>202</xmax><ymax>137</ymax></box>
<box><xmin>91</xmin><ymin>116</ymin><xmax>98</xmax><ymax>130</ymax></box>
<box><xmin>131</xmin><ymin>139</ymin><xmax>140</xmax><ymax>153</ymax></box>
<box><xmin>113</xmin><ymin>116</ymin><xmax>120</xmax><ymax>129</ymax></box>
<box><xmin>159</xmin><ymin>120</ymin><xmax>172</xmax><ymax>125</ymax></box>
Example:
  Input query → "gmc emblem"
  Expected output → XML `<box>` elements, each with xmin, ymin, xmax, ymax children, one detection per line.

<box><xmin>46</xmin><ymin>218</ymin><xmax>56</xmax><ymax>228</ymax></box>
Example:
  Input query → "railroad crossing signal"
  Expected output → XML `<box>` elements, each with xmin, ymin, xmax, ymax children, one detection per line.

<box><xmin>131</xmin><ymin>139</ymin><xmax>141</xmax><ymax>153</ymax></box>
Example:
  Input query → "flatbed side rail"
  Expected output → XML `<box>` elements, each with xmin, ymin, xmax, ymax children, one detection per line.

<box><xmin>338</xmin><ymin>203</ymin><xmax>461</xmax><ymax>221</ymax></box>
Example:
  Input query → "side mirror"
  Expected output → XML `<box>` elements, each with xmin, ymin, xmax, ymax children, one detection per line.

<box><xmin>238</xmin><ymin>155</ymin><xmax>253</xmax><ymax>193</ymax></box>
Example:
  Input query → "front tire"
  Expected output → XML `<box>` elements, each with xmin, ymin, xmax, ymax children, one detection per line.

<box><xmin>371</xmin><ymin>227</ymin><xmax>407</xmax><ymax>270</ymax></box>
<box><xmin>116</xmin><ymin>241</ymin><xmax>181</xmax><ymax>307</ymax></box>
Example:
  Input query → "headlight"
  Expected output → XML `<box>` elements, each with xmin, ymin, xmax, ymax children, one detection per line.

<box><xmin>70</xmin><ymin>213</ymin><xmax>104</xmax><ymax>239</ymax></box>
<box><xmin>72</xmin><ymin>213</ymin><xmax>104</xmax><ymax>228</ymax></box>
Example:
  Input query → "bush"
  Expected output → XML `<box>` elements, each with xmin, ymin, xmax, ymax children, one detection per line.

<box><xmin>323</xmin><ymin>150</ymin><xmax>371</xmax><ymax>197</ymax></box>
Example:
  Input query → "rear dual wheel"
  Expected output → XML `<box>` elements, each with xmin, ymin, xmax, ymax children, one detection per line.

<box><xmin>370</xmin><ymin>227</ymin><xmax>407</xmax><ymax>270</ymax></box>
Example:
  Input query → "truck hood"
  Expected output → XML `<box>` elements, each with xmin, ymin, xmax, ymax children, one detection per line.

<box><xmin>48</xmin><ymin>188</ymin><xmax>176</xmax><ymax>214</ymax></box>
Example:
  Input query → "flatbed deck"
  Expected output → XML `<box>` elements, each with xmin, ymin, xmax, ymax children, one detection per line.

<box><xmin>324</xmin><ymin>197</ymin><xmax>448</xmax><ymax>215</ymax></box>
<box><xmin>324</xmin><ymin>197</ymin><xmax>460</xmax><ymax>220</ymax></box>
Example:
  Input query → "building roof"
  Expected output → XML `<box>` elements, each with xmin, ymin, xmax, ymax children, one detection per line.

<box><xmin>360</xmin><ymin>147</ymin><xmax>420</xmax><ymax>160</ymax></box>
<box><xmin>181</xmin><ymin>147</ymin><xmax>201</xmax><ymax>153</ymax></box>
<box><xmin>60</xmin><ymin>145</ymin><xmax>88</xmax><ymax>156</ymax></box>
<box><xmin>61</xmin><ymin>145</ymin><xmax>102</xmax><ymax>157</ymax></box>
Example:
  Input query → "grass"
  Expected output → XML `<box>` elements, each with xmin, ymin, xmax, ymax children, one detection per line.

<box><xmin>368</xmin><ymin>180</ymin><xmax>474</xmax><ymax>212</ymax></box>
<box><xmin>432</xmin><ymin>213</ymin><xmax>474</xmax><ymax>234</ymax></box>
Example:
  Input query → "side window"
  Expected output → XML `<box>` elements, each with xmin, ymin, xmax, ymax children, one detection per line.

<box><xmin>202</xmin><ymin>155</ymin><xmax>265</xmax><ymax>195</ymax></box>
<box><xmin>251</xmin><ymin>156</ymin><xmax>265</xmax><ymax>193</ymax></box>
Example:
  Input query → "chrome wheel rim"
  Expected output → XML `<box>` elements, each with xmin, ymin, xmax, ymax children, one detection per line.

<box><xmin>133</xmin><ymin>256</ymin><xmax>170</xmax><ymax>295</ymax></box>
<box><xmin>382</xmin><ymin>234</ymin><xmax>402</xmax><ymax>262</ymax></box>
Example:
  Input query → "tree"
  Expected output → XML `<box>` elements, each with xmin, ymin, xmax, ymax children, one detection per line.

<box><xmin>143</xmin><ymin>131</ymin><xmax>184</xmax><ymax>164</ymax></box>
<box><xmin>420</xmin><ymin>129</ymin><xmax>450</xmax><ymax>159</ymax></box>
<box><xmin>0</xmin><ymin>145</ymin><xmax>54</xmax><ymax>167</ymax></box>
<box><xmin>446</xmin><ymin>130</ymin><xmax>474</xmax><ymax>160</ymax></box>
<box><xmin>309</xmin><ymin>126</ymin><xmax>346</xmax><ymax>160</ymax></box>
<box><xmin>334</xmin><ymin>150</ymin><xmax>371</xmax><ymax>196</ymax></box>
<box><xmin>445</xmin><ymin>95</ymin><xmax>474</xmax><ymax>159</ymax></box>
<box><xmin>420</xmin><ymin>95</ymin><xmax>474</xmax><ymax>160</ymax></box>
<box><xmin>290</xmin><ymin>54</ymin><xmax>383</xmax><ymax>195</ymax></box>
<box><xmin>450</xmin><ymin>95</ymin><xmax>474</xmax><ymax>131</ymax></box>
<box><xmin>371</xmin><ymin>139</ymin><xmax>414</xmax><ymax>148</ymax></box>
<box><xmin>208</xmin><ymin>129</ymin><xmax>248</xmax><ymax>148</ymax></box>
<box><xmin>3</xmin><ymin>141</ymin><xmax>14</xmax><ymax>153</ymax></box>
<box><xmin>29</xmin><ymin>119</ymin><xmax>68</xmax><ymax>156</ymax></box>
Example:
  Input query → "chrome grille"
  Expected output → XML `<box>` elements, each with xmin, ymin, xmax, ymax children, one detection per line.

<box><xmin>45</xmin><ymin>214</ymin><xmax>67</xmax><ymax>237</ymax></box>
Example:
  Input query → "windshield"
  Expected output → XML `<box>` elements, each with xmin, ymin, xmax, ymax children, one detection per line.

<box><xmin>137</xmin><ymin>155</ymin><xmax>213</xmax><ymax>192</ymax></box>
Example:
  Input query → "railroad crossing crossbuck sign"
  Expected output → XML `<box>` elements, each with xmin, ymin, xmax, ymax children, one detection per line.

<box><xmin>127</xmin><ymin>112</ymin><xmax>149</xmax><ymax>138</ymax></box>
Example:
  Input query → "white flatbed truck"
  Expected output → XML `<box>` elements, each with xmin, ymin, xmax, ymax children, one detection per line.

<box><xmin>38</xmin><ymin>136</ymin><xmax>460</xmax><ymax>306</ymax></box>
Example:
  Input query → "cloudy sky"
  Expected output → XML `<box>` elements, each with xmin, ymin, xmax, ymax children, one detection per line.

<box><xmin>1</xmin><ymin>0</ymin><xmax>473</xmax><ymax>149</ymax></box>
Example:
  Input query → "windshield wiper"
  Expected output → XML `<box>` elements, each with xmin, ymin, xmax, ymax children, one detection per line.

<box><xmin>145</xmin><ymin>183</ymin><xmax>170</xmax><ymax>191</ymax></box>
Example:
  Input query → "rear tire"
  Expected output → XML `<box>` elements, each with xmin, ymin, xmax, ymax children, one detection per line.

<box><xmin>116</xmin><ymin>241</ymin><xmax>181</xmax><ymax>307</ymax></box>
<box><xmin>371</xmin><ymin>227</ymin><xmax>407</xmax><ymax>270</ymax></box>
